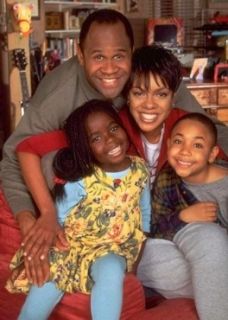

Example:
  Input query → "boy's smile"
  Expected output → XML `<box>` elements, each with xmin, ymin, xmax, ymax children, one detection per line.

<box><xmin>168</xmin><ymin>119</ymin><xmax>219</xmax><ymax>183</ymax></box>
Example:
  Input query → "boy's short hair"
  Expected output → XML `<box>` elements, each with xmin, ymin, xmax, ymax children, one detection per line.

<box><xmin>125</xmin><ymin>44</ymin><xmax>182</xmax><ymax>94</ymax></box>
<box><xmin>79</xmin><ymin>9</ymin><xmax>134</xmax><ymax>50</ymax></box>
<box><xmin>172</xmin><ymin>112</ymin><xmax>218</xmax><ymax>146</ymax></box>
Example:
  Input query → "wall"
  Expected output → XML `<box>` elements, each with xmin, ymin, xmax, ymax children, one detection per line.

<box><xmin>31</xmin><ymin>0</ymin><xmax>45</xmax><ymax>46</ymax></box>
<box><xmin>2</xmin><ymin>0</ymin><xmax>31</xmax><ymax>130</ymax></box>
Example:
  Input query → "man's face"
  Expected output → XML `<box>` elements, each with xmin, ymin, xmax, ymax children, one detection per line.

<box><xmin>78</xmin><ymin>21</ymin><xmax>132</xmax><ymax>99</ymax></box>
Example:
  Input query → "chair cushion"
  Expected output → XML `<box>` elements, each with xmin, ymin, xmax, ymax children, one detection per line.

<box><xmin>0</xmin><ymin>188</ymin><xmax>198</xmax><ymax>320</ymax></box>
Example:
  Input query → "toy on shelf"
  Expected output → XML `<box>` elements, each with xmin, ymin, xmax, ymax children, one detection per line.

<box><xmin>12</xmin><ymin>2</ymin><xmax>33</xmax><ymax>37</ymax></box>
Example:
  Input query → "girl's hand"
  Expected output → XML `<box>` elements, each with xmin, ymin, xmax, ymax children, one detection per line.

<box><xmin>179</xmin><ymin>202</ymin><xmax>218</xmax><ymax>223</ymax></box>
<box><xmin>55</xmin><ymin>228</ymin><xmax>69</xmax><ymax>251</ymax></box>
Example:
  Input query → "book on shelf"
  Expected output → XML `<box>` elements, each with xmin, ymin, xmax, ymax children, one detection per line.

<box><xmin>46</xmin><ymin>36</ymin><xmax>78</xmax><ymax>61</ymax></box>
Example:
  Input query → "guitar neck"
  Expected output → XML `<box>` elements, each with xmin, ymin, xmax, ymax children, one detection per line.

<box><xmin>19</xmin><ymin>70</ymin><xmax>30</xmax><ymax>110</ymax></box>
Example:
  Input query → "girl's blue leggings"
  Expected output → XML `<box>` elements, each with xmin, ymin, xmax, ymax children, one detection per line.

<box><xmin>18</xmin><ymin>253</ymin><xmax>126</xmax><ymax>320</ymax></box>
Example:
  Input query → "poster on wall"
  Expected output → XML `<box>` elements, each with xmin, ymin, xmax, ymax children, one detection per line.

<box><xmin>146</xmin><ymin>17</ymin><xmax>184</xmax><ymax>47</ymax></box>
<box><xmin>30</xmin><ymin>0</ymin><xmax>40</xmax><ymax>19</ymax></box>
<box><xmin>125</xmin><ymin>0</ymin><xmax>144</xmax><ymax>17</ymax></box>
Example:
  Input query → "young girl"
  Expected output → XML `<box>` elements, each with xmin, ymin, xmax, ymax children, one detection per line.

<box><xmin>6</xmin><ymin>99</ymin><xmax>151</xmax><ymax>320</ymax></box>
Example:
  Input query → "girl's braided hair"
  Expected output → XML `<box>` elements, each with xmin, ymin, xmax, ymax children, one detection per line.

<box><xmin>53</xmin><ymin>99</ymin><xmax>123</xmax><ymax>199</ymax></box>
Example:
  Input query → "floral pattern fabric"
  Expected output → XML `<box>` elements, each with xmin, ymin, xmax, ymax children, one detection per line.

<box><xmin>6</xmin><ymin>156</ymin><xmax>148</xmax><ymax>294</ymax></box>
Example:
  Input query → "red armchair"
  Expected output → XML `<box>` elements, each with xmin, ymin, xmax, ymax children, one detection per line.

<box><xmin>0</xmin><ymin>188</ymin><xmax>198</xmax><ymax>320</ymax></box>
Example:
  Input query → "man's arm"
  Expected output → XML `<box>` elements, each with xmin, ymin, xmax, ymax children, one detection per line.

<box><xmin>1</xmin><ymin>57</ymin><xmax>78</xmax><ymax>215</ymax></box>
<box><xmin>0</xmin><ymin>58</ymin><xmax>78</xmax><ymax>285</ymax></box>
<box><xmin>16</xmin><ymin>148</ymin><xmax>69</xmax><ymax>286</ymax></box>
<box><xmin>174</xmin><ymin>81</ymin><xmax>228</xmax><ymax>155</ymax></box>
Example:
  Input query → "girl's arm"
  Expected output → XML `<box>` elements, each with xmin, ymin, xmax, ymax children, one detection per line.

<box><xmin>139</xmin><ymin>180</ymin><xmax>151</xmax><ymax>234</ymax></box>
<box><xmin>132</xmin><ymin>180</ymin><xmax>151</xmax><ymax>274</ymax></box>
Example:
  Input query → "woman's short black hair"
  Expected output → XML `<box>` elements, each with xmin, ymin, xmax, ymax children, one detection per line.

<box><xmin>124</xmin><ymin>44</ymin><xmax>182</xmax><ymax>95</ymax></box>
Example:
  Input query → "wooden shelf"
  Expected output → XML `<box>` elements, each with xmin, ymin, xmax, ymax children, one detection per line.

<box><xmin>44</xmin><ymin>1</ymin><xmax>119</xmax><ymax>9</ymax></box>
<box><xmin>194</xmin><ymin>24</ymin><xmax>228</xmax><ymax>31</ymax></box>
<box><xmin>45</xmin><ymin>29</ymin><xmax>80</xmax><ymax>34</ymax></box>
<box><xmin>44</xmin><ymin>1</ymin><xmax>120</xmax><ymax>62</ymax></box>
<box><xmin>186</xmin><ymin>81</ymin><xmax>228</xmax><ymax>124</ymax></box>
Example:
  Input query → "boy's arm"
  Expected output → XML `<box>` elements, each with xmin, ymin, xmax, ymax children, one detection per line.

<box><xmin>152</xmin><ymin>173</ymin><xmax>217</xmax><ymax>235</ymax></box>
<box><xmin>179</xmin><ymin>202</ymin><xmax>218</xmax><ymax>223</ymax></box>
<box><xmin>151</xmin><ymin>174</ymin><xmax>186</xmax><ymax>238</ymax></box>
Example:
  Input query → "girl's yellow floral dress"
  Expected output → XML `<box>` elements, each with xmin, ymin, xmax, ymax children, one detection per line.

<box><xmin>6</xmin><ymin>156</ymin><xmax>149</xmax><ymax>294</ymax></box>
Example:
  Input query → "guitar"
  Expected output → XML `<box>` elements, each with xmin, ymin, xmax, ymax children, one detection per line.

<box><xmin>12</xmin><ymin>48</ymin><xmax>30</xmax><ymax>115</ymax></box>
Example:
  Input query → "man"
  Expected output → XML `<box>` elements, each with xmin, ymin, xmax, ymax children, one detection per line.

<box><xmin>1</xmin><ymin>8</ymin><xmax>228</xmax><ymax>290</ymax></box>
<box><xmin>1</xmin><ymin>9</ymin><xmax>134</xmax><ymax>287</ymax></box>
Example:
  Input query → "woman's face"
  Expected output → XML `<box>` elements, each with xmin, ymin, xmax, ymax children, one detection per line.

<box><xmin>128</xmin><ymin>73</ymin><xmax>174</xmax><ymax>143</ymax></box>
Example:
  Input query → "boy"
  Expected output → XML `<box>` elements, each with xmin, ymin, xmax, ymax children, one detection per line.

<box><xmin>148</xmin><ymin>112</ymin><xmax>228</xmax><ymax>320</ymax></box>
<box><xmin>152</xmin><ymin>112</ymin><xmax>228</xmax><ymax>239</ymax></box>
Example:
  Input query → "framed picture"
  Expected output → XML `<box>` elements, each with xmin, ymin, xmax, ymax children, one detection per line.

<box><xmin>30</xmin><ymin>0</ymin><xmax>40</xmax><ymax>20</ymax></box>
<box><xmin>126</xmin><ymin>0</ymin><xmax>139</xmax><ymax>13</ymax></box>
<box><xmin>190</xmin><ymin>58</ymin><xmax>208</xmax><ymax>80</ymax></box>
<box><xmin>214</xmin><ymin>63</ymin><xmax>228</xmax><ymax>82</ymax></box>
<box><xmin>146</xmin><ymin>17</ymin><xmax>184</xmax><ymax>47</ymax></box>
